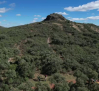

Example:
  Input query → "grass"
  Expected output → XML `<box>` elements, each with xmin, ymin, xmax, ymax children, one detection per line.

<box><xmin>19</xmin><ymin>72</ymin><xmax>76</xmax><ymax>89</ymax></box>
<box><xmin>63</xmin><ymin>74</ymin><xmax>76</xmax><ymax>81</ymax></box>
<box><xmin>28</xmin><ymin>72</ymin><xmax>76</xmax><ymax>86</ymax></box>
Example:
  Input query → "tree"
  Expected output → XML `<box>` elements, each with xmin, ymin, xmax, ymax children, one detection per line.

<box><xmin>76</xmin><ymin>87</ymin><xmax>89</xmax><ymax>91</ymax></box>
<box><xmin>49</xmin><ymin>73</ymin><xmax>65</xmax><ymax>83</ymax></box>
<box><xmin>76</xmin><ymin>78</ymin><xmax>85</xmax><ymax>87</ymax></box>
<box><xmin>41</xmin><ymin>55</ymin><xmax>62</xmax><ymax>75</ymax></box>
<box><xmin>35</xmin><ymin>83</ymin><xmax>50</xmax><ymax>91</ymax></box>
<box><xmin>17</xmin><ymin>59</ymin><xmax>35</xmax><ymax>78</ymax></box>
<box><xmin>54</xmin><ymin>83</ymin><xmax>70</xmax><ymax>91</ymax></box>
<box><xmin>18</xmin><ymin>81</ymin><xmax>35</xmax><ymax>91</ymax></box>
<box><xmin>91</xmin><ymin>83</ymin><xmax>99</xmax><ymax>91</ymax></box>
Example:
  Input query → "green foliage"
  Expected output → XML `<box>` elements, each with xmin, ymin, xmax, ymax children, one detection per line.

<box><xmin>18</xmin><ymin>81</ymin><xmax>35</xmax><ymax>91</ymax></box>
<box><xmin>49</xmin><ymin>73</ymin><xmax>65</xmax><ymax>84</ymax></box>
<box><xmin>16</xmin><ymin>59</ymin><xmax>35</xmax><ymax>78</ymax></box>
<box><xmin>54</xmin><ymin>83</ymin><xmax>70</xmax><ymax>91</ymax></box>
<box><xmin>35</xmin><ymin>82</ymin><xmax>50</xmax><ymax>91</ymax></box>
<box><xmin>91</xmin><ymin>83</ymin><xmax>99</xmax><ymax>91</ymax></box>
<box><xmin>76</xmin><ymin>87</ymin><xmax>89</xmax><ymax>91</ymax></box>
<box><xmin>0</xmin><ymin>13</ymin><xmax>99</xmax><ymax>91</ymax></box>
<box><xmin>41</xmin><ymin>54</ymin><xmax>62</xmax><ymax>75</ymax></box>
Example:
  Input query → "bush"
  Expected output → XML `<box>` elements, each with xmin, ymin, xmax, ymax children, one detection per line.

<box><xmin>49</xmin><ymin>73</ymin><xmax>65</xmax><ymax>84</ymax></box>
<box><xmin>35</xmin><ymin>82</ymin><xmax>50</xmax><ymax>91</ymax></box>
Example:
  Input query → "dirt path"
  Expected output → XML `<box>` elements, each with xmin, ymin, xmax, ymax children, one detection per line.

<box><xmin>16</xmin><ymin>38</ymin><xmax>29</xmax><ymax>57</ymax></box>
<box><xmin>8</xmin><ymin>58</ymin><xmax>14</xmax><ymax>63</ymax></box>
<box><xmin>14</xmin><ymin>42</ymin><xmax>23</xmax><ymax>57</ymax></box>
<box><xmin>47</xmin><ymin>37</ymin><xmax>51</xmax><ymax>47</ymax></box>
<box><xmin>47</xmin><ymin>37</ymin><xmax>64</xmax><ymax>60</ymax></box>
<box><xmin>8</xmin><ymin>39</ymin><xmax>27</xmax><ymax>63</ymax></box>
<box><xmin>72</xmin><ymin>23</ymin><xmax>81</xmax><ymax>32</ymax></box>
<box><xmin>53</xmin><ymin>23</ymin><xmax>63</xmax><ymax>31</ymax></box>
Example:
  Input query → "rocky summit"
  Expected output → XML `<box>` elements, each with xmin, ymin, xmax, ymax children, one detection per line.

<box><xmin>44</xmin><ymin>13</ymin><xmax>66</xmax><ymax>21</ymax></box>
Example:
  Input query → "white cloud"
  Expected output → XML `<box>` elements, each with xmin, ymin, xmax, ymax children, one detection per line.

<box><xmin>84</xmin><ymin>20</ymin><xmax>88</xmax><ymax>23</ymax></box>
<box><xmin>3</xmin><ymin>20</ymin><xmax>6</xmax><ymax>21</ymax></box>
<box><xmin>42</xmin><ymin>17</ymin><xmax>46</xmax><ymax>20</ymax></box>
<box><xmin>34</xmin><ymin>18</ymin><xmax>38</xmax><ymax>20</ymax></box>
<box><xmin>55</xmin><ymin>12</ymin><xmax>68</xmax><ymax>15</ymax></box>
<box><xmin>32</xmin><ymin>20</ymin><xmax>36</xmax><ymax>23</ymax></box>
<box><xmin>9</xmin><ymin>3</ymin><xmax>16</xmax><ymax>7</ymax></box>
<box><xmin>0</xmin><ymin>1</ymin><xmax>6</xmax><ymax>4</ymax></box>
<box><xmin>0</xmin><ymin>15</ymin><xmax>2</xmax><ymax>17</ymax></box>
<box><xmin>34</xmin><ymin>15</ymin><xmax>41</xmax><ymax>17</ymax></box>
<box><xmin>70</xmin><ymin>18</ymin><xmax>87</xmax><ymax>21</ymax></box>
<box><xmin>0</xmin><ymin>8</ymin><xmax>11</xmax><ymax>13</ymax></box>
<box><xmin>32</xmin><ymin>18</ymin><xmax>38</xmax><ymax>23</ymax></box>
<box><xmin>0</xmin><ymin>3</ymin><xmax>15</xmax><ymax>14</ymax></box>
<box><xmin>6</xmin><ymin>23</ymin><xmax>10</xmax><ymax>26</ymax></box>
<box><xmin>87</xmin><ymin>16</ymin><xmax>99</xmax><ymax>20</ymax></box>
<box><xmin>67</xmin><ymin>17</ymin><xmax>71</xmax><ymax>18</ymax></box>
<box><xmin>0</xmin><ymin>21</ymin><xmax>1</xmax><ymax>24</ymax></box>
<box><xmin>92</xmin><ymin>13</ymin><xmax>95</xmax><ymax>15</ymax></box>
<box><xmin>69</xmin><ymin>16</ymin><xmax>99</xmax><ymax>21</ymax></box>
<box><xmin>16</xmin><ymin>14</ymin><xmax>21</xmax><ymax>16</ymax></box>
<box><xmin>20</xmin><ymin>23</ymin><xmax>24</xmax><ymax>25</ymax></box>
<box><xmin>64</xmin><ymin>0</ymin><xmax>99</xmax><ymax>11</ymax></box>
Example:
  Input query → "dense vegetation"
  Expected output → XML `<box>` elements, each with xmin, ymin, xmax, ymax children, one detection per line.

<box><xmin>0</xmin><ymin>13</ymin><xmax>99</xmax><ymax>91</ymax></box>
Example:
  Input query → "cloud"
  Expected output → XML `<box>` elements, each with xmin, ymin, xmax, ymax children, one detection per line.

<box><xmin>0</xmin><ymin>1</ymin><xmax>6</xmax><ymax>4</ymax></box>
<box><xmin>34</xmin><ymin>18</ymin><xmax>38</xmax><ymax>20</ymax></box>
<box><xmin>32</xmin><ymin>18</ymin><xmax>38</xmax><ymax>23</ymax></box>
<box><xmin>16</xmin><ymin>14</ymin><xmax>21</xmax><ymax>16</ymax></box>
<box><xmin>70</xmin><ymin>18</ymin><xmax>87</xmax><ymax>21</ymax></box>
<box><xmin>20</xmin><ymin>23</ymin><xmax>24</xmax><ymax>25</ymax></box>
<box><xmin>67</xmin><ymin>17</ymin><xmax>71</xmax><ymax>18</ymax></box>
<box><xmin>64</xmin><ymin>0</ymin><xmax>99</xmax><ymax>11</ymax></box>
<box><xmin>55</xmin><ymin>12</ymin><xmax>68</xmax><ymax>15</ymax></box>
<box><xmin>0</xmin><ymin>21</ymin><xmax>1</xmax><ymax>24</ymax></box>
<box><xmin>3</xmin><ymin>20</ymin><xmax>6</xmax><ymax>21</ymax></box>
<box><xmin>32</xmin><ymin>20</ymin><xmax>37</xmax><ymax>23</ymax></box>
<box><xmin>0</xmin><ymin>15</ymin><xmax>2</xmax><ymax>17</ymax></box>
<box><xmin>92</xmin><ymin>13</ymin><xmax>95</xmax><ymax>15</ymax></box>
<box><xmin>87</xmin><ymin>16</ymin><xmax>99</xmax><ymax>20</ymax></box>
<box><xmin>69</xmin><ymin>16</ymin><xmax>99</xmax><ymax>21</ymax></box>
<box><xmin>42</xmin><ymin>17</ymin><xmax>46</xmax><ymax>20</ymax></box>
<box><xmin>9</xmin><ymin>3</ymin><xmax>16</xmax><ymax>7</ymax></box>
<box><xmin>0</xmin><ymin>8</ymin><xmax>11</xmax><ymax>13</ymax></box>
<box><xmin>34</xmin><ymin>15</ymin><xmax>41</xmax><ymax>17</ymax></box>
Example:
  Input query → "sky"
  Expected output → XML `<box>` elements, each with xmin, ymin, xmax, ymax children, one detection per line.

<box><xmin>0</xmin><ymin>0</ymin><xmax>99</xmax><ymax>27</ymax></box>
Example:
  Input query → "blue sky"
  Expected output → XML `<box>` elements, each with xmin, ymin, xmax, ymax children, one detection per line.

<box><xmin>0</xmin><ymin>0</ymin><xmax>99</xmax><ymax>27</ymax></box>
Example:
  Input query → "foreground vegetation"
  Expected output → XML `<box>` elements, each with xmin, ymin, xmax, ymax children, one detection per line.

<box><xmin>0</xmin><ymin>13</ymin><xmax>99</xmax><ymax>91</ymax></box>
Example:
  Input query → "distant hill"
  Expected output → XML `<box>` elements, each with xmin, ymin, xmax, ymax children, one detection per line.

<box><xmin>0</xmin><ymin>26</ymin><xmax>5</xmax><ymax>29</ymax></box>
<box><xmin>0</xmin><ymin>13</ymin><xmax>99</xmax><ymax>91</ymax></box>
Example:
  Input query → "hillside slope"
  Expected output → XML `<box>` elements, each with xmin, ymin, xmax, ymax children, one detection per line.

<box><xmin>0</xmin><ymin>13</ymin><xmax>99</xmax><ymax>91</ymax></box>
<box><xmin>0</xmin><ymin>26</ymin><xmax>5</xmax><ymax>30</ymax></box>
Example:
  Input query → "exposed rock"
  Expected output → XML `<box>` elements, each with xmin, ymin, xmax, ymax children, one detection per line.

<box><xmin>44</xmin><ymin>13</ymin><xmax>66</xmax><ymax>21</ymax></box>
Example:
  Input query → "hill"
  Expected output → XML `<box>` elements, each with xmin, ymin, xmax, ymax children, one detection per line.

<box><xmin>0</xmin><ymin>26</ymin><xmax>5</xmax><ymax>30</ymax></box>
<box><xmin>0</xmin><ymin>13</ymin><xmax>99</xmax><ymax>91</ymax></box>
